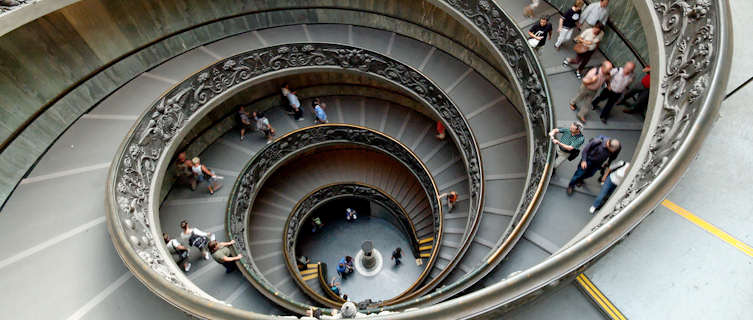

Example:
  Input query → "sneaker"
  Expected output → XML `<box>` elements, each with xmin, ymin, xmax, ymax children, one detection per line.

<box><xmin>600</xmin><ymin>118</ymin><xmax>607</xmax><ymax>124</ymax></box>
<box><xmin>575</xmin><ymin>71</ymin><xmax>582</xmax><ymax>79</ymax></box>
<box><xmin>184</xmin><ymin>262</ymin><xmax>192</xmax><ymax>272</ymax></box>
<box><xmin>296</xmin><ymin>118</ymin><xmax>304</xmax><ymax>122</ymax></box>
<box><xmin>589</xmin><ymin>206</ymin><xmax>596</xmax><ymax>214</ymax></box>
<box><xmin>562</xmin><ymin>59</ymin><xmax>569</xmax><ymax>67</ymax></box>
<box><xmin>204</xmin><ymin>252</ymin><xmax>210</xmax><ymax>260</ymax></box>
<box><xmin>266</xmin><ymin>140</ymin><xmax>273</xmax><ymax>144</ymax></box>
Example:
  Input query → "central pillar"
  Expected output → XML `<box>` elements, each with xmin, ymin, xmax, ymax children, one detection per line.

<box><xmin>361</xmin><ymin>240</ymin><xmax>376</xmax><ymax>269</ymax></box>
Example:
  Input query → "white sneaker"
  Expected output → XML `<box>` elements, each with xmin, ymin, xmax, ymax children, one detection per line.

<box><xmin>204</xmin><ymin>251</ymin><xmax>210</xmax><ymax>260</ymax></box>
<box><xmin>296</xmin><ymin>118</ymin><xmax>304</xmax><ymax>122</ymax></box>
<box><xmin>184</xmin><ymin>263</ymin><xmax>191</xmax><ymax>272</ymax></box>
<box><xmin>589</xmin><ymin>206</ymin><xmax>596</xmax><ymax>214</ymax></box>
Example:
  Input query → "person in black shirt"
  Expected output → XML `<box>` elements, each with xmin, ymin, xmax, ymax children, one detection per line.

<box><xmin>528</xmin><ymin>17</ymin><xmax>553</xmax><ymax>51</ymax></box>
<box><xmin>555</xmin><ymin>0</ymin><xmax>585</xmax><ymax>49</ymax></box>
<box><xmin>567</xmin><ymin>136</ymin><xmax>621</xmax><ymax>195</ymax></box>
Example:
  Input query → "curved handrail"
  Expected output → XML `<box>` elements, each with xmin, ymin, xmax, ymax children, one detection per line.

<box><xmin>226</xmin><ymin>125</ymin><xmax>442</xmax><ymax>310</ymax></box>
<box><xmin>318</xmin><ymin>263</ymin><xmax>345</xmax><ymax>304</ymax></box>
<box><xmin>283</xmin><ymin>182</ymin><xmax>427</xmax><ymax>306</ymax></box>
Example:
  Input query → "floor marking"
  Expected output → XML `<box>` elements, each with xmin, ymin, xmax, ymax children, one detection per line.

<box><xmin>198</xmin><ymin>45</ymin><xmax>224</xmax><ymax>60</ymax></box>
<box><xmin>484</xmin><ymin>207</ymin><xmax>514</xmax><ymax>217</ymax></box>
<box><xmin>253</xmin><ymin>30</ymin><xmax>269</xmax><ymax>47</ymax></box>
<box><xmin>359</xmin><ymin>99</ymin><xmax>366</xmax><ymax>126</ymax></box>
<box><xmin>301</xmin><ymin>268</ymin><xmax>319</xmax><ymax>275</ymax></box>
<box><xmin>226</xmin><ymin>282</ymin><xmax>250</xmax><ymax>304</ymax></box>
<box><xmin>466</xmin><ymin>96</ymin><xmax>505</xmax><ymax>119</ymax></box>
<box><xmin>142</xmin><ymin>72</ymin><xmax>178</xmax><ymax>85</ymax></box>
<box><xmin>347</xmin><ymin>25</ymin><xmax>354</xmax><ymax>45</ymax></box>
<box><xmin>576</xmin><ymin>273</ymin><xmax>626</xmax><ymax>320</ymax></box>
<box><xmin>80</xmin><ymin>114</ymin><xmax>138</xmax><ymax>121</ymax></box>
<box><xmin>336</xmin><ymin>97</ymin><xmax>344</xmax><ymax>123</ymax></box>
<box><xmin>396</xmin><ymin>113</ymin><xmax>412</xmax><ymax>140</ymax></box>
<box><xmin>65</xmin><ymin>271</ymin><xmax>133</xmax><ymax>320</ymax></box>
<box><xmin>445</xmin><ymin>67</ymin><xmax>473</xmax><ymax>93</ymax></box>
<box><xmin>20</xmin><ymin>162</ymin><xmax>111</xmax><ymax>185</ymax></box>
<box><xmin>418</xmin><ymin>237</ymin><xmax>434</xmax><ymax>244</ymax></box>
<box><xmin>479</xmin><ymin>132</ymin><xmax>527</xmax><ymax>149</ymax></box>
<box><xmin>485</xmin><ymin>173</ymin><xmax>526</xmax><ymax>181</ymax></box>
<box><xmin>662</xmin><ymin>199</ymin><xmax>753</xmax><ymax>258</ymax></box>
<box><xmin>217</xmin><ymin>139</ymin><xmax>254</xmax><ymax>155</ymax></box>
<box><xmin>418</xmin><ymin>47</ymin><xmax>436</xmax><ymax>71</ymax></box>
<box><xmin>379</xmin><ymin>102</ymin><xmax>390</xmax><ymax>131</ymax></box>
<box><xmin>411</xmin><ymin>122</ymin><xmax>433</xmax><ymax>150</ymax></box>
<box><xmin>302</xmin><ymin>273</ymin><xmax>318</xmax><ymax>281</ymax></box>
<box><xmin>0</xmin><ymin>216</ymin><xmax>106</xmax><ymax>270</ymax></box>
<box><xmin>385</xmin><ymin>32</ymin><xmax>396</xmax><ymax>55</ymax></box>
<box><xmin>302</xmin><ymin>24</ymin><xmax>312</xmax><ymax>42</ymax></box>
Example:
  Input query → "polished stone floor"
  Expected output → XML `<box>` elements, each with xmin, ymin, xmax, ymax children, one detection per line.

<box><xmin>298</xmin><ymin>213</ymin><xmax>425</xmax><ymax>302</ymax></box>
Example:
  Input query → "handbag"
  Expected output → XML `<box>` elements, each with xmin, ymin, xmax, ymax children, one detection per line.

<box><xmin>527</xmin><ymin>37</ymin><xmax>540</xmax><ymax>48</ymax></box>
<box><xmin>567</xmin><ymin>148</ymin><xmax>580</xmax><ymax>161</ymax></box>
<box><xmin>573</xmin><ymin>43</ymin><xmax>588</xmax><ymax>54</ymax></box>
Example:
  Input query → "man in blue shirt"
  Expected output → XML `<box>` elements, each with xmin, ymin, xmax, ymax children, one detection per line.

<box><xmin>313</xmin><ymin>98</ymin><xmax>328</xmax><ymax>124</ymax></box>
<box><xmin>281</xmin><ymin>83</ymin><xmax>303</xmax><ymax>121</ymax></box>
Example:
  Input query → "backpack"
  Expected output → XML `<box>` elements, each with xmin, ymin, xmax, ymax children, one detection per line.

<box><xmin>188</xmin><ymin>232</ymin><xmax>208</xmax><ymax>249</ymax></box>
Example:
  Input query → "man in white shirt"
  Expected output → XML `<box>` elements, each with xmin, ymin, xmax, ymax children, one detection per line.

<box><xmin>281</xmin><ymin>83</ymin><xmax>303</xmax><ymax>121</ymax></box>
<box><xmin>163</xmin><ymin>233</ymin><xmax>191</xmax><ymax>272</ymax></box>
<box><xmin>580</xmin><ymin>0</ymin><xmax>609</xmax><ymax>30</ymax></box>
<box><xmin>590</xmin><ymin>161</ymin><xmax>630</xmax><ymax>213</ymax></box>
<box><xmin>592</xmin><ymin>61</ymin><xmax>636</xmax><ymax>123</ymax></box>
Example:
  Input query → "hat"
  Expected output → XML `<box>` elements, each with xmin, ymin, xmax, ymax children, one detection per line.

<box><xmin>340</xmin><ymin>302</ymin><xmax>357</xmax><ymax>318</ymax></box>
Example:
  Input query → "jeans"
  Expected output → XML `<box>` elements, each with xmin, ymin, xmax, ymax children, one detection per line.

<box><xmin>293</xmin><ymin>106</ymin><xmax>303</xmax><ymax>120</ymax></box>
<box><xmin>593</xmin><ymin>175</ymin><xmax>617</xmax><ymax>209</ymax></box>
<box><xmin>568</xmin><ymin>161</ymin><xmax>601</xmax><ymax>187</ymax></box>
<box><xmin>592</xmin><ymin>88</ymin><xmax>623</xmax><ymax>120</ymax></box>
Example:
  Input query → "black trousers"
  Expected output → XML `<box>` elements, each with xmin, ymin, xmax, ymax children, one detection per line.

<box><xmin>593</xmin><ymin>88</ymin><xmax>623</xmax><ymax>120</ymax></box>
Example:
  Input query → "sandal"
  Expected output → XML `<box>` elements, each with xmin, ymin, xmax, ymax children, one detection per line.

<box><xmin>569</xmin><ymin>104</ymin><xmax>576</xmax><ymax>111</ymax></box>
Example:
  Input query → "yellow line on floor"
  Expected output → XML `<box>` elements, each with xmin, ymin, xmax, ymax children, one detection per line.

<box><xmin>300</xmin><ymin>268</ymin><xmax>318</xmax><ymax>275</ymax></box>
<box><xmin>302</xmin><ymin>274</ymin><xmax>318</xmax><ymax>281</ymax></box>
<box><xmin>419</xmin><ymin>253</ymin><xmax>431</xmax><ymax>258</ymax></box>
<box><xmin>576</xmin><ymin>274</ymin><xmax>625</xmax><ymax>320</ymax></box>
<box><xmin>662</xmin><ymin>199</ymin><xmax>753</xmax><ymax>258</ymax></box>
<box><xmin>418</xmin><ymin>237</ymin><xmax>434</xmax><ymax>244</ymax></box>
<box><xmin>419</xmin><ymin>245</ymin><xmax>432</xmax><ymax>251</ymax></box>
<box><xmin>307</xmin><ymin>263</ymin><xmax>318</xmax><ymax>268</ymax></box>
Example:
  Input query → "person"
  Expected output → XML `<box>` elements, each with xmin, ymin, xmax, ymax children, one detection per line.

<box><xmin>209</xmin><ymin>239</ymin><xmax>243</xmax><ymax>273</ymax></box>
<box><xmin>337</xmin><ymin>257</ymin><xmax>353</xmax><ymax>276</ymax></box>
<box><xmin>238</xmin><ymin>106</ymin><xmax>253</xmax><ymax>141</ymax></box>
<box><xmin>281</xmin><ymin>83</ymin><xmax>303</xmax><ymax>121</ymax></box>
<box><xmin>191</xmin><ymin>157</ymin><xmax>223</xmax><ymax>195</ymax></box>
<box><xmin>590</xmin><ymin>161</ymin><xmax>630</xmax><ymax>213</ymax></box>
<box><xmin>175</xmin><ymin>152</ymin><xmax>197</xmax><ymax>190</ymax></box>
<box><xmin>312</xmin><ymin>98</ymin><xmax>328</xmax><ymax>124</ymax></box>
<box><xmin>311</xmin><ymin>216</ymin><xmax>323</xmax><ymax>232</ymax></box>
<box><xmin>579</xmin><ymin>0</ymin><xmax>609</xmax><ymax>30</ymax></box>
<box><xmin>523</xmin><ymin>0</ymin><xmax>541</xmax><ymax>18</ymax></box>
<box><xmin>567</xmin><ymin>136</ymin><xmax>621</xmax><ymax>195</ymax></box>
<box><xmin>254</xmin><ymin>111</ymin><xmax>275</xmax><ymax>144</ymax></box>
<box><xmin>527</xmin><ymin>16</ymin><xmax>552</xmax><ymax>52</ymax></box>
<box><xmin>563</xmin><ymin>23</ymin><xmax>604</xmax><ymax>79</ymax></box>
<box><xmin>297</xmin><ymin>255</ymin><xmax>311</xmax><ymax>271</ymax></box>
<box><xmin>344</xmin><ymin>256</ymin><xmax>354</xmax><ymax>272</ymax></box>
<box><xmin>570</xmin><ymin>60</ymin><xmax>613</xmax><ymax>123</ymax></box>
<box><xmin>592</xmin><ymin>61</ymin><xmax>635</xmax><ymax>123</ymax></box>
<box><xmin>439</xmin><ymin>191</ymin><xmax>458</xmax><ymax>212</ymax></box>
<box><xmin>435</xmin><ymin>121</ymin><xmax>446</xmax><ymax>140</ymax></box>
<box><xmin>179</xmin><ymin>220</ymin><xmax>215</xmax><ymax>260</ymax></box>
<box><xmin>163</xmin><ymin>232</ymin><xmax>191</xmax><ymax>272</ymax></box>
<box><xmin>345</xmin><ymin>208</ymin><xmax>357</xmax><ymax>221</ymax></box>
<box><xmin>619</xmin><ymin>65</ymin><xmax>651</xmax><ymax>116</ymax></box>
<box><xmin>554</xmin><ymin>0</ymin><xmax>585</xmax><ymax>50</ymax></box>
<box><xmin>391</xmin><ymin>247</ymin><xmax>402</xmax><ymax>265</ymax></box>
<box><xmin>342</xmin><ymin>294</ymin><xmax>349</xmax><ymax>301</ymax></box>
<box><xmin>549</xmin><ymin>122</ymin><xmax>585</xmax><ymax>169</ymax></box>
<box><xmin>305</xmin><ymin>307</ymin><xmax>322</xmax><ymax>319</ymax></box>
<box><xmin>329</xmin><ymin>277</ymin><xmax>341</xmax><ymax>296</ymax></box>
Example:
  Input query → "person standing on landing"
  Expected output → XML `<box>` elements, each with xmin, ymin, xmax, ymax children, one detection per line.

<box><xmin>527</xmin><ymin>16</ymin><xmax>553</xmax><ymax>53</ymax></box>
<box><xmin>592</xmin><ymin>61</ymin><xmax>635</xmax><ymax>124</ymax></box>
<box><xmin>555</xmin><ymin>0</ymin><xmax>585</xmax><ymax>50</ymax></box>
<box><xmin>570</xmin><ymin>60</ymin><xmax>613</xmax><ymax>123</ymax></box>
<box><xmin>579</xmin><ymin>0</ymin><xmax>609</xmax><ymax>30</ymax></box>
<box><xmin>567</xmin><ymin>137</ymin><xmax>621</xmax><ymax>195</ymax></box>
<box><xmin>549</xmin><ymin>122</ymin><xmax>585</xmax><ymax>169</ymax></box>
<box><xmin>590</xmin><ymin>161</ymin><xmax>630</xmax><ymax>214</ymax></box>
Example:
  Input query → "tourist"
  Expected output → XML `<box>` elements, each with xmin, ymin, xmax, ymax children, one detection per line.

<box><xmin>549</xmin><ymin>122</ymin><xmax>585</xmax><ymax>169</ymax></box>
<box><xmin>305</xmin><ymin>307</ymin><xmax>322</xmax><ymax>319</ymax></box>
<box><xmin>555</xmin><ymin>0</ymin><xmax>585</xmax><ymax>50</ymax></box>
<box><xmin>590</xmin><ymin>161</ymin><xmax>630</xmax><ymax>214</ymax></box>
<box><xmin>344</xmin><ymin>256</ymin><xmax>354</xmax><ymax>272</ymax></box>
<box><xmin>592</xmin><ymin>61</ymin><xmax>635</xmax><ymax>123</ymax></box>
<box><xmin>435</xmin><ymin>121</ymin><xmax>446</xmax><ymax>140</ymax></box>
<box><xmin>329</xmin><ymin>277</ymin><xmax>341</xmax><ymax>296</ymax></box>
<box><xmin>527</xmin><ymin>16</ymin><xmax>553</xmax><ymax>53</ymax></box>
<box><xmin>619</xmin><ymin>65</ymin><xmax>651</xmax><ymax>116</ymax></box>
<box><xmin>209</xmin><ymin>239</ymin><xmax>243</xmax><ymax>273</ymax></box>
<box><xmin>345</xmin><ymin>207</ymin><xmax>357</xmax><ymax>221</ymax></box>
<box><xmin>567</xmin><ymin>136</ymin><xmax>621</xmax><ymax>195</ymax></box>
<box><xmin>338</xmin><ymin>256</ymin><xmax>353</xmax><ymax>276</ymax></box>
<box><xmin>579</xmin><ymin>0</ymin><xmax>610</xmax><ymax>30</ymax></box>
<box><xmin>570</xmin><ymin>60</ymin><xmax>613</xmax><ymax>123</ymax></box>
<box><xmin>311</xmin><ymin>216</ymin><xmax>323</xmax><ymax>232</ymax></box>
<box><xmin>179</xmin><ymin>220</ymin><xmax>215</xmax><ymax>260</ymax></box>
<box><xmin>254</xmin><ymin>111</ymin><xmax>275</xmax><ymax>144</ymax></box>
<box><xmin>439</xmin><ymin>191</ymin><xmax>458</xmax><ymax>212</ymax></box>
<box><xmin>563</xmin><ymin>23</ymin><xmax>605</xmax><ymax>79</ymax></box>
<box><xmin>282</xmin><ymin>83</ymin><xmax>303</xmax><ymax>121</ymax></box>
<box><xmin>238</xmin><ymin>106</ymin><xmax>253</xmax><ymax>141</ymax></box>
<box><xmin>163</xmin><ymin>232</ymin><xmax>191</xmax><ymax>272</ymax></box>
<box><xmin>191</xmin><ymin>157</ymin><xmax>223</xmax><ymax>195</ymax></box>
<box><xmin>297</xmin><ymin>255</ymin><xmax>311</xmax><ymax>271</ymax></box>
<box><xmin>523</xmin><ymin>0</ymin><xmax>541</xmax><ymax>18</ymax></box>
<box><xmin>391</xmin><ymin>247</ymin><xmax>402</xmax><ymax>266</ymax></box>
<box><xmin>342</xmin><ymin>294</ymin><xmax>349</xmax><ymax>302</ymax></box>
<box><xmin>313</xmin><ymin>98</ymin><xmax>328</xmax><ymax>124</ymax></box>
<box><xmin>175</xmin><ymin>152</ymin><xmax>197</xmax><ymax>191</ymax></box>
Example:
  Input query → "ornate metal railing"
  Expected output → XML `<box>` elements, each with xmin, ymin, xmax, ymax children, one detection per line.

<box><xmin>225</xmin><ymin>125</ymin><xmax>441</xmax><ymax>310</ymax></box>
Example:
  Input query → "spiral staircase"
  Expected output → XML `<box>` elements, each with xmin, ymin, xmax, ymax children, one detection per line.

<box><xmin>0</xmin><ymin>0</ymin><xmax>742</xmax><ymax>319</ymax></box>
